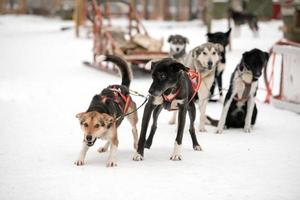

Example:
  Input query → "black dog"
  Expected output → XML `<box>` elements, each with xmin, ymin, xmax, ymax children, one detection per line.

<box><xmin>207</xmin><ymin>28</ymin><xmax>231</xmax><ymax>101</ymax></box>
<box><xmin>229</xmin><ymin>8</ymin><xmax>259</xmax><ymax>36</ymax></box>
<box><xmin>133</xmin><ymin>58</ymin><xmax>202</xmax><ymax>161</ymax></box>
<box><xmin>211</xmin><ymin>49</ymin><xmax>269</xmax><ymax>133</ymax></box>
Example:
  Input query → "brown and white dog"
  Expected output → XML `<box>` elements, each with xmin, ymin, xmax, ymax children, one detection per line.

<box><xmin>183</xmin><ymin>42</ymin><xmax>223</xmax><ymax>132</ymax></box>
<box><xmin>74</xmin><ymin>55</ymin><xmax>138</xmax><ymax>167</ymax></box>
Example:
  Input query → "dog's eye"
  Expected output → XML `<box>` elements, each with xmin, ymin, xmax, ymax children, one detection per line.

<box><xmin>83</xmin><ymin>123</ymin><xmax>88</xmax><ymax>128</ymax></box>
<box><xmin>94</xmin><ymin>124</ymin><xmax>100</xmax><ymax>128</ymax></box>
<box><xmin>203</xmin><ymin>52</ymin><xmax>207</xmax><ymax>55</ymax></box>
<box><xmin>158</xmin><ymin>73</ymin><xmax>167</xmax><ymax>80</ymax></box>
<box><xmin>212</xmin><ymin>51</ymin><xmax>216</xmax><ymax>55</ymax></box>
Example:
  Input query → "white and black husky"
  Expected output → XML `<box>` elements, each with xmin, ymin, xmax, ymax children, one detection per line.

<box><xmin>207</xmin><ymin>49</ymin><xmax>269</xmax><ymax>133</ymax></box>
<box><xmin>168</xmin><ymin>34</ymin><xmax>189</xmax><ymax>64</ymax></box>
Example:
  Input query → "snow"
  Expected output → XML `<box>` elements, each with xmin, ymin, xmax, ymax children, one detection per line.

<box><xmin>1</xmin><ymin>15</ymin><xmax>300</xmax><ymax>200</ymax></box>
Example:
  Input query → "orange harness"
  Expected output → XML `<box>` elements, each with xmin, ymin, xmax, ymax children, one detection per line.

<box><xmin>162</xmin><ymin>69</ymin><xmax>202</xmax><ymax>105</ymax></box>
<box><xmin>100</xmin><ymin>86</ymin><xmax>131</xmax><ymax>114</ymax></box>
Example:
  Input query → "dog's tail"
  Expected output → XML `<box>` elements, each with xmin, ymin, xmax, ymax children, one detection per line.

<box><xmin>96</xmin><ymin>55</ymin><xmax>132</xmax><ymax>88</ymax></box>
<box><xmin>205</xmin><ymin>115</ymin><xmax>219</xmax><ymax>127</ymax></box>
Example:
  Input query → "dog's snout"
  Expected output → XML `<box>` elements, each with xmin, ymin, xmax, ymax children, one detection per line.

<box><xmin>254</xmin><ymin>72</ymin><xmax>261</xmax><ymax>77</ymax></box>
<box><xmin>86</xmin><ymin>135</ymin><xmax>93</xmax><ymax>141</ymax></box>
<box><xmin>148</xmin><ymin>87</ymin><xmax>154</xmax><ymax>95</ymax></box>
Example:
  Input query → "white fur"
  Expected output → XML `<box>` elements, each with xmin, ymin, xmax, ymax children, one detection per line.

<box><xmin>170</xmin><ymin>43</ymin><xmax>185</xmax><ymax>54</ymax></box>
<box><xmin>95</xmin><ymin>55</ymin><xmax>107</xmax><ymax>63</ymax></box>
<box><xmin>144</xmin><ymin>60</ymin><xmax>152</xmax><ymax>71</ymax></box>
<box><xmin>74</xmin><ymin>142</ymin><xmax>89</xmax><ymax>165</ymax></box>
<box><xmin>98</xmin><ymin>141</ymin><xmax>110</xmax><ymax>153</ymax></box>
<box><xmin>152</xmin><ymin>96</ymin><xmax>164</xmax><ymax>105</ymax></box>
<box><xmin>106</xmin><ymin>144</ymin><xmax>117</xmax><ymax>167</ymax></box>
<box><xmin>170</xmin><ymin>141</ymin><xmax>182</xmax><ymax>161</ymax></box>
<box><xmin>133</xmin><ymin>152</ymin><xmax>143</xmax><ymax>161</ymax></box>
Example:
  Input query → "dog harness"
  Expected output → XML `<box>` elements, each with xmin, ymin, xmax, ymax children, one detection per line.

<box><xmin>162</xmin><ymin>69</ymin><xmax>202</xmax><ymax>110</ymax></box>
<box><xmin>100</xmin><ymin>85</ymin><xmax>131</xmax><ymax>114</ymax></box>
<box><xmin>234</xmin><ymin>67</ymin><xmax>253</xmax><ymax>103</ymax></box>
<box><xmin>233</xmin><ymin>82</ymin><xmax>252</xmax><ymax>103</ymax></box>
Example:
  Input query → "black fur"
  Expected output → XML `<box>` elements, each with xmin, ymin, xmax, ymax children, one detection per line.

<box><xmin>207</xmin><ymin>28</ymin><xmax>231</xmax><ymax>100</ymax></box>
<box><xmin>136</xmin><ymin>58</ymin><xmax>201</xmax><ymax>157</ymax></box>
<box><xmin>86</xmin><ymin>55</ymin><xmax>132</xmax><ymax>126</ymax></box>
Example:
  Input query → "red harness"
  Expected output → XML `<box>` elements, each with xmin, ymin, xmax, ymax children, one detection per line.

<box><xmin>100</xmin><ymin>86</ymin><xmax>131</xmax><ymax>114</ymax></box>
<box><xmin>162</xmin><ymin>69</ymin><xmax>202</xmax><ymax>104</ymax></box>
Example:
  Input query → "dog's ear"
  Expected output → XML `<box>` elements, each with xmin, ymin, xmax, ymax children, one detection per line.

<box><xmin>264</xmin><ymin>52</ymin><xmax>269</xmax><ymax>61</ymax></box>
<box><xmin>184</xmin><ymin>37</ymin><xmax>189</xmax><ymax>44</ymax></box>
<box><xmin>192</xmin><ymin>47</ymin><xmax>202</xmax><ymax>58</ymax></box>
<box><xmin>226</xmin><ymin>28</ymin><xmax>232</xmax><ymax>36</ymax></box>
<box><xmin>215</xmin><ymin>43</ymin><xmax>224</xmax><ymax>54</ymax></box>
<box><xmin>167</xmin><ymin>35</ymin><xmax>174</xmax><ymax>43</ymax></box>
<box><xmin>145</xmin><ymin>60</ymin><xmax>158</xmax><ymax>72</ymax></box>
<box><xmin>206</xmin><ymin>32</ymin><xmax>212</xmax><ymax>38</ymax></box>
<box><xmin>76</xmin><ymin>112</ymin><xmax>86</xmax><ymax>119</ymax></box>
<box><xmin>102</xmin><ymin>113</ymin><xmax>114</xmax><ymax>129</ymax></box>
<box><xmin>171</xmin><ymin>62</ymin><xmax>188</xmax><ymax>72</ymax></box>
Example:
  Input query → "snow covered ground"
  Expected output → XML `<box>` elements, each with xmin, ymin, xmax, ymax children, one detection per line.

<box><xmin>0</xmin><ymin>15</ymin><xmax>300</xmax><ymax>200</ymax></box>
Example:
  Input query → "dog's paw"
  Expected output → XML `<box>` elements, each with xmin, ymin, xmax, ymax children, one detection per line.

<box><xmin>98</xmin><ymin>146</ymin><xmax>108</xmax><ymax>153</ymax></box>
<box><xmin>132</xmin><ymin>152</ymin><xmax>143</xmax><ymax>161</ymax></box>
<box><xmin>170</xmin><ymin>154</ymin><xmax>182</xmax><ymax>161</ymax></box>
<box><xmin>168</xmin><ymin>119</ymin><xmax>176</xmax><ymax>125</ymax></box>
<box><xmin>106</xmin><ymin>159</ymin><xmax>117</xmax><ymax>167</ymax></box>
<box><xmin>216</xmin><ymin>129</ymin><xmax>223</xmax><ymax>134</ymax></box>
<box><xmin>244</xmin><ymin>127</ymin><xmax>251</xmax><ymax>133</ymax></box>
<box><xmin>74</xmin><ymin>160</ymin><xmax>85</xmax><ymax>166</ymax></box>
<box><xmin>193</xmin><ymin>145</ymin><xmax>202</xmax><ymax>151</ymax></box>
<box><xmin>199</xmin><ymin>127</ymin><xmax>207</xmax><ymax>132</ymax></box>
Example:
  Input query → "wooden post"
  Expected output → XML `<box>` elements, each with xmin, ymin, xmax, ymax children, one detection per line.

<box><xmin>206</xmin><ymin>0</ymin><xmax>213</xmax><ymax>33</ymax></box>
<box><xmin>74</xmin><ymin>0</ymin><xmax>86</xmax><ymax>37</ymax></box>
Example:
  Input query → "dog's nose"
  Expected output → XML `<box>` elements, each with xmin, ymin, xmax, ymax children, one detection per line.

<box><xmin>176</xmin><ymin>48</ymin><xmax>179</xmax><ymax>51</ymax></box>
<box><xmin>148</xmin><ymin>87</ymin><xmax>154</xmax><ymax>95</ymax></box>
<box><xmin>86</xmin><ymin>135</ymin><xmax>93</xmax><ymax>141</ymax></box>
<box><xmin>207</xmin><ymin>60</ymin><xmax>213</xmax><ymax>67</ymax></box>
<box><xmin>254</xmin><ymin>72</ymin><xmax>261</xmax><ymax>77</ymax></box>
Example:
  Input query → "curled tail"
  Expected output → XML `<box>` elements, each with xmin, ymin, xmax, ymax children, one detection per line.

<box><xmin>206</xmin><ymin>115</ymin><xmax>219</xmax><ymax>127</ymax></box>
<box><xmin>96</xmin><ymin>55</ymin><xmax>132</xmax><ymax>88</ymax></box>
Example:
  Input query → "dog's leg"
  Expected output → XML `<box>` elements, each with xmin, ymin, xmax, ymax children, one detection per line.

<box><xmin>170</xmin><ymin>105</ymin><xmax>187</xmax><ymax>161</ymax></box>
<box><xmin>126</xmin><ymin>101</ymin><xmax>139</xmax><ymax>150</ymax></box>
<box><xmin>169</xmin><ymin>110</ymin><xmax>177</xmax><ymax>125</ymax></box>
<box><xmin>98</xmin><ymin>141</ymin><xmax>110</xmax><ymax>153</ymax></box>
<box><xmin>145</xmin><ymin>104</ymin><xmax>163</xmax><ymax>149</ymax></box>
<box><xmin>216</xmin><ymin>70</ymin><xmax>224</xmax><ymax>102</ymax></box>
<box><xmin>133</xmin><ymin>100</ymin><xmax>156</xmax><ymax>161</ymax></box>
<box><xmin>210</xmin><ymin>80</ymin><xmax>216</xmax><ymax>98</ymax></box>
<box><xmin>188</xmin><ymin>102</ymin><xmax>202</xmax><ymax>151</ymax></box>
<box><xmin>74</xmin><ymin>142</ymin><xmax>89</xmax><ymax>166</ymax></box>
<box><xmin>199</xmin><ymin>77</ymin><xmax>215</xmax><ymax>132</ymax></box>
<box><xmin>244</xmin><ymin>96</ymin><xmax>255</xmax><ymax>133</ymax></box>
<box><xmin>107</xmin><ymin>124</ymin><xmax>118</xmax><ymax>167</ymax></box>
<box><xmin>216</xmin><ymin>95</ymin><xmax>235</xmax><ymax>134</ymax></box>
